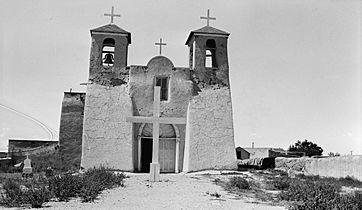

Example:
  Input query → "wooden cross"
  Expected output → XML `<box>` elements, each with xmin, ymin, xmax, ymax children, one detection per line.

<box><xmin>155</xmin><ymin>38</ymin><xmax>167</xmax><ymax>55</ymax></box>
<box><xmin>104</xmin><ymin>6</ymin><xmax>121</xmax><ymax>24</ymax></box>
<box><xmin>126</xmin><ymin>86</ymin><xmax>186</xmax><ymax>181</ymax></box>
<box><xmin>200</xmin><ymin>9</ymin><xmax>216</xmax><ymax>26</ymax></box>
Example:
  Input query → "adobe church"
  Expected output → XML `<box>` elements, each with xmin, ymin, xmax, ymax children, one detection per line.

<box><xmin>59</xmin><ymin>8</ymin><xmax>237</xmax><ymax>179</ymax></box>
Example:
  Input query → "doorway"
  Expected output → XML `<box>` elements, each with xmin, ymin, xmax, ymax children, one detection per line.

<box><xmin>140</xmin><ymin>138</ymin><xmax>152</xmax><ymax>173</ymax></box>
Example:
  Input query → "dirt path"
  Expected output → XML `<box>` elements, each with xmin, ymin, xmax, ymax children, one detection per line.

<box><xmin>40</xmin><ymin>172</ymin><xmax>286</xmax><ymax>210</ymax></box>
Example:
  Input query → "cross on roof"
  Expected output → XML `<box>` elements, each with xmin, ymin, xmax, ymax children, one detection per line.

<box><xmin>104</xmin><ymin>6</ymin><xmax>121</xmax><ymax>24</ymax></box>
<box><xmin>200</xmin><ymin>9</ymin><xmax>216</xmax><ymax>26</ymax></box>
<box><xmin>155</xmin><ymin>38</ymin><xmax>167</xmax><ymax>55</ymax></box>
<box><xmin>126</xmin><ymin>87</ymin><xmax>186</xmax><ymax>181</ymax></box>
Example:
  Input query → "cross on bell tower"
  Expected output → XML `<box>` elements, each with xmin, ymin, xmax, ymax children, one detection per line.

<box><xmin>200</xmin><ymin>9</ymin><xmax>216</xmax><ymax>26</ymax></box>
<box><xmin>155</xmin><ymin>38</ymin><xmax>167</xmax><ymax>55</ymax></box>
<box><xmin>104</xmin><ymin>6</ymin><xmax>121</xmax><ymax>24</ymax></box>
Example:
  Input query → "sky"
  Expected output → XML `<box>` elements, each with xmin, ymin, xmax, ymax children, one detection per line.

<box><xmin>0</xmin><ymin>0</ymin><xmax>361</xmax><ymax>155</ymax></box>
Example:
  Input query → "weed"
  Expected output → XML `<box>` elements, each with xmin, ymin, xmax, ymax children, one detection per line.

<box><xmin>226</xmin><ymin>176</ymin><xmax>250</xmax><ymax>190</ymax></box>
<box><xmin>48</xmin><ymin>174</ymin><xmax>82</xmax><ymax>201</ymax></box>
<box><xmin>1</xmin><ymin>178</ymin><xmax>50</xmax><ymax>208</ymax></box>
<box><xmin>79</xmin><ymin>166</ymin><xmax>125</xmax><ymax>202</ymax></box>
<box><xmin>267</xmin><ymin>176</ymin><xmax>292</xmax><ymax>190</ymax></box>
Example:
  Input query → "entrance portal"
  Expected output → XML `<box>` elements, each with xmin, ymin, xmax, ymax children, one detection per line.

<box><xmin>139</xmin><ymin>123</ymin><xmax>178</xmax><ymax>173</ymax></box>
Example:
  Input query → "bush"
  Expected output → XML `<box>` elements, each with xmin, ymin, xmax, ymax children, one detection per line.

<box><xmin>48</xmin><ymin>174</ymin><xmax>82</xmax><ymax>201</ymax></box>
<box><xmin>334</xmin><ymin>193</ymin><xmax>362</xmax><ymax>210</ymax></box>
<box><xmin>338</xmin><ymin>176</ymin><xmax>362</xmax><ymax>188</ymax></box>
<box><xmin>1</xmin><ymin>178</ymin><xmax>50</xmax><ymax>208</ymax></box>
<box><xmin>23</xmin><ymin>186</ymin><xmax>51</xmax><ymax>208</ymax></box>
<box><xmin>280</xmin><ymin>179</ymin><xmax>339</xmax><ymax>209</ymax></box>
<box><xmin>1</xmin><ymin>178</ymin><xmax>24</xmax><ymax>206</ymax></box>
<box><xmin>227</xmin><ymin>176</ymin><xmax>250</xmax><ymax>190</ymax></box>
<box><xmin>268</xmin><ymin>176</ymin><xmax>292</xmax><ymax>190</ymax></box>
<box><xmin>0</xmin><ymin>166</ymin><xmax>126</xmax><ymax>207</ymax></box>
<box><xmin>79</xmin><ymin>182</ymin><xmax>102</xmax><ymax>202</ymax></box>
<box><xmin>79</xmin><ymin>166</ymin><xmax>125</xmax><ymax>202</ymax></box>
<box><xmin>83</xmin><ymin>166</ymin><xmax>125</xmax><ymax>190</ymax></box>
<box><xmin>279</xmin><ymin>178</ymin><xmax>362</xmax><ymax>210</ymax></box>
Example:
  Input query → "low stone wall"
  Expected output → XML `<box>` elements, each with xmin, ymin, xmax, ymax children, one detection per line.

<box><xmin>275</xmin><ymin>156</ymin><xmax>362</xmax><ymax>181</ymax></box>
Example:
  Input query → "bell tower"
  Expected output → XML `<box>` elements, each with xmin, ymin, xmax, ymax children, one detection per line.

<box><xmin>89</xmin><ymin>7</ymin><xmax>131</xmax><ymax>80</ymax></box>
<box><xmin>185</xmin><ymin>9</ymin><xmax>230</xmax><ymax>88</ymax></box>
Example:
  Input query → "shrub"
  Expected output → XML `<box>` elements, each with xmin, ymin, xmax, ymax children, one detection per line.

<box><xmin>279</xmin><ymin>178</ymin><xmax>362</xmax><ymax>210</ymax></box>
<box><xmin>280</xmin><ymin>179</ymin><xmax>339</xmax><ymax>206</ymax></box>
<box><xmin>82</xmin><ymin>166</ymin><xmax>125</xmax><ymax>190</ymax></box>
<box><xmin>48</xmin><ymin>174</ymin><xmax>82</xmax><ymax>201</ymax></box>
<box><xmin>1</xmin><ymin>178</ymin><xmax>24</xmax><ymax>206</ymax></box>
<box><xmin>22</xmin><ymin>186</ymin><xmax>51</xmax><ymax>208</ymax></box>
<box><xmin>334</xmin><ymin>193</ymin><xmax>362</xmax><ymax>210</ymax></box>
<box><xmin>79</xmin><ymin>182</ymin><xmax>102</xmax><ymax>202</ymax></box>
<box><xmin>227</xmin><ymin>176</ymin><xmax>250</xmax><ymax>190</ymax></box>
<box><xmin>1</xmin><ymin>178</ymin><xmax>50</xmax><ymax>208</ymax></box>
<box><xmin>78</xmin><ymin>166</ymin><xmax>125</xmax><ymax>202</ymax></box>
<box><xmin>338</xmin><ymin>176</ymin><xmax>362</xmax><ymax>188</ymax></box>
<box><xmin>0</xmin><ymin>166</ymin><xmax>126</xmax><ymax>207</ymax></box>
<box><xmin>268</xmin><ymin>176</ymin><xmax>292</xmax><ymax>190</ymax></box>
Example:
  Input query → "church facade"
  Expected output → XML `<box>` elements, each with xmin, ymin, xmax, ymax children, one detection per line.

<box><xmin>71</xmin><ymin>12</ymin><xmax>237</xmax><ymax>173</ymax></box>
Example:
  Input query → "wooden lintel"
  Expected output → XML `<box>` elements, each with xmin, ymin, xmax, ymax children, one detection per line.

<box><xmin>126</xmin><ymin>116</ymin><xmax>186</xmax><ymax>124</ymax></box>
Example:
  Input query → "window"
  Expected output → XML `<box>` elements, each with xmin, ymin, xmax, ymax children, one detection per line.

<box><xmin>205</xmin><ymin>39</ymin><xmax>217</xmax><ymax>68</ymax></box>
<box><xmin>102</xmin><ymin>38</ymin><xmax>115</xmax><ymax>67</ymax></box>
<box><xmin>192</xmin><ymin>41</ymin><xmax>196</xmax><ymax>69</ymax></box>
<box><xmin>205</xmin><ymin>50</ymin><xmax>212</xmax><ymax>68</ymax></box>
<box><xmin>155</xmin><ymin>77</ymin><xmax>169</xmax><ymax>101</ymax></box>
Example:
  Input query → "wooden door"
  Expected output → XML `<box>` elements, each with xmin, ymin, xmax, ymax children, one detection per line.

<box><xmin>141</xmin><ymin>138</ymin><xmax>153</xmax><ymax>173</ymax></box>
<box><xmin>159</xmin><ymin>139</ymin><xmax>176</xmax><ymax>173</ymax></box>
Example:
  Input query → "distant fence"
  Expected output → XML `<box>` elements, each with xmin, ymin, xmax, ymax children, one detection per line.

<box><xmin>275</xmin><ymin>155</ymin><xmax>362</xmax><ymax>181</ymax></box>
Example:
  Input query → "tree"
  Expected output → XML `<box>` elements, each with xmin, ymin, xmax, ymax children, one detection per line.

<box><xmin>328</xmin><ymin>152</ymin><xmax>340</xmax><ymax>157</ymax></box>
<box><xmin>288</xmin><ymin>140</ymin><xmax>323</xmax><ymax>157</ymax></box>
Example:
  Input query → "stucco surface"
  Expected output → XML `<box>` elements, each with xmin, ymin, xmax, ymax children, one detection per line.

<box><xmin>59</xmin><ymin>92</ymin><xmax>85</xmax><ymax>168</ymax></box>
<box><xmin>81</xmin><ymin>84</ymin><xmax>133</xmax><ymax>170</ymax></box>
<box><xmin>129</xmin><ymin>56</ymin><xmax>193</xmax><ymax>172</ymax></box>
<box><xmin>276</xmin><ymin>156</ymin><xmax>362</xmax><ymax>181</ymax></box>
<box><xmin>305</xmin><ymin>156</ymin><xmax>362</xmax><ymax>181</ymax></box>
<box><xmin>184</xmin><ymin>87</ymin><xmax>237</xmax><ymax>172</ymax></box>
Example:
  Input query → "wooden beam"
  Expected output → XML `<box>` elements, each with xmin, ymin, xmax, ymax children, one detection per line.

<box><xmin>126</xmin><ymin>116</ymin><xmax>186</xmax><ymax>124</ymax></box>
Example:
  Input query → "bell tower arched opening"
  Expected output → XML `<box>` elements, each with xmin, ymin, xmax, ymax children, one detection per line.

<box><xmin>205</xmin><ymin>39</ymin><xmax>217</xmax><ymax>68</ymax></box>
<box><xmin>102</xmin><ymin>38</ymin><xmax>115</xmax><ymax>67</ymax></box>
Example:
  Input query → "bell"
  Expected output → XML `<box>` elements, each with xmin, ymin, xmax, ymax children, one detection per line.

<box><xmin>103</xmin><ymin>53</ymin><xmax>114</xmax><ymax>65</ymax></box>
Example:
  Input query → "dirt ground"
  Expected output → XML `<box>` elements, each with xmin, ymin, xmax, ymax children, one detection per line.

<box><xmin>38</xmin><ymin>171</ymin><xmax>286</xmax><ymax>210</ymax></box>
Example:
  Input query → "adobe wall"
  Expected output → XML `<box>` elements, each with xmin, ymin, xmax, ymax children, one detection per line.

<box><xmin>276</xmin><ymin>156</ymin><xmax>362</xmax><ymax>181</ymax></box>
<box><xmin>58</xmin><ymin>92</ymin><xmax>85</xmax><ymax>168</ymax></box>
<box><xmin>183</xmin><ymin>87</ymin><xmax>237</xmax><ymax>172</ymax></box>
<box><xmin>129</xmin><ymin>56</ymin><xmax>193</xmax><ymax>172</ymax></box>
<box><xmin>8</xmin><ymin>140</ymin><xmax>59</xmax><ymax>164</ymax></box>
<box><xmin>81</xmin><ymin>84</ymin><xmax>133</xmax><ymax>171</ymax></box>
<box><xmin>188</xmin><ymin>36</ymin><xmax>230</xmax><ymax>88</ymax></box>
<box><xmin>89</xmin><ymin>34</ymin><xmax>129</xmax><ymax>78</ymax></box>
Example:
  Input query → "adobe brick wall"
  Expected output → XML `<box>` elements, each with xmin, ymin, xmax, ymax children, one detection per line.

<box><xmin>58</xmin><ymin>92</ymin><xmax>85</xmax><ymax>169</ymax></box>
<box><xmin>129</xmin><ymin>56</ymin><xmax>193</xmax><ymax>172</ymax></box>
<box><xmin>81</xmin><ymin>84</ymin><xmax>133</xmax><ymax>170</ymax></box>
<box><xmin>276</xmin><ymin>156</ymin><xmax>362</xmax><ymax>181</ymax></box>
<box><xmin>183</xmin><ymin>87</ymin><xmax>237</xmax><ymax>172</ymax></box>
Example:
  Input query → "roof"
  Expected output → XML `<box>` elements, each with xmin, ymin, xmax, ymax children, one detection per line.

<box><xmin>91</xmin><ymin>24</ymin><xmax>131</xmax><ymax>43</ymax></box>
<box><xmin>8</xmin><ymin>139</ymin><xmax>58</xmax><ymax>142</ymax></box>
<box><xmin>242</xmin><ymin>147</ymin><xmax>286</xmax><ymax>153</ymax></box>
<box><xmin>185</xmin><ymin>26</ymin><xmax>230</xmax><ymax>45</ymax></box>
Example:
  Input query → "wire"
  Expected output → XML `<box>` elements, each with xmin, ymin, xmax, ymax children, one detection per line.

<box><xmin>0</xmin><ymin>103</ymin><xmax>58</xmax><ymax>141</ymax></box>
